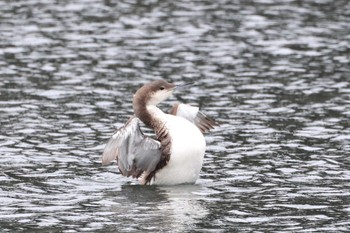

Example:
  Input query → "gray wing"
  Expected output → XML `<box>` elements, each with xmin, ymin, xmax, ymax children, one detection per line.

<box><xmin>170</xmin><ymin>103</ymin><xmax>218</xmax><ymax>133</ymax></box>
<box><xmin>102</xmin><ymin>117</ymin><xmax>161</xmax><ymax>178</ymax></box>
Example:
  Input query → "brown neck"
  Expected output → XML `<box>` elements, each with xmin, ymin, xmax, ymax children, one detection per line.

<box><xmin>134</xmin><ymin>104</ymin><xmax>167</xmax><ymax>142</ymax></box>
<box><xmin>133</xmin><ymin>100</ymin><xmax>172</xmax><ymax>184</ymax></box>
<box><xmin>134</xmin><ymin>104</ymin><xmax>154</xmax><ymax>128</ymax></box>
<box><xmin>133</xmin><ymin>91</ymin><xmax>155</xmax><ymax>127</ymax></box>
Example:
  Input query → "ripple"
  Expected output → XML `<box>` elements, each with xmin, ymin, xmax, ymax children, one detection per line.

<box><xmin>1</xmin><ymin>0</ymin><xmax>350</xmax><ymax>232</ymax></box>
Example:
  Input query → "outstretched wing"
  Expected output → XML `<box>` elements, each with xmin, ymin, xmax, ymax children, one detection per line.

<box><xmin>170</xmin><ymin>103</ymin><xmax>218</xmax><ymax>133</ymax></box>
<box><xmin>102</xmin><ymin>117</ymin><xmax>161</xmax><ymax>178</ymax></box>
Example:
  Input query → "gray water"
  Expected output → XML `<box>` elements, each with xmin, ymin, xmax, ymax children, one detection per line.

<box><xmin>1</xmin><ymin>0</ymin><xmax>350</xmax><ymax>232</ymax></box>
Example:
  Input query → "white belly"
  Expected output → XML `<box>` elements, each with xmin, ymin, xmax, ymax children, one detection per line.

<box><xmin>151</xmin><ymin>114</ymin><xmax>206</xmax><ymax>185</ymax></box>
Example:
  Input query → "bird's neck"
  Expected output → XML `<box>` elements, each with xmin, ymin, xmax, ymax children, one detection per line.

<box><xmin>133</xmin><ymin>101</ymin><xmax>163</xmax><ymax>127</ymax></box>
<box><xmin>135</xmin><ymin>104</ymin><xmax>169</xmax><ymax>142</ymax></box>
<box><xmin>146</xmin><ymin>105</ymin><xmax>165</xmax><ymax>122</ymax></box>
<box><xmin>134</xmin><ymin>102</ymin><xmax>172</xmax><ymax>184</ymax></box>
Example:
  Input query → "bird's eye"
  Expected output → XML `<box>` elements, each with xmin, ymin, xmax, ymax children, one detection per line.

<box><xmin>160</xmin><ymin>86</ymin><xmax>165</xmax><ymax>90</ymax></box>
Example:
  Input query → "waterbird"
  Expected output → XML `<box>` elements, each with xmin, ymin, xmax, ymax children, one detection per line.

<box><xmin>102</xmin><ymin>80</ymin><xmax>217</xmax><ymax>185</ymax></box>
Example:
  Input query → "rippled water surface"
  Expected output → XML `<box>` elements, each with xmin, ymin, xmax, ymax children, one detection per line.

<box><xmin>1</xmin><ymin>0</ymin><xmax>350</xmax><ymax>232</ymax></box>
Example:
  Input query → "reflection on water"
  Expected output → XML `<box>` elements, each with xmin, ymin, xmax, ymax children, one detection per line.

<box><xmin>1</xmin><ymin>0</ymin><xmax>350</xmax><ymax>232</ymax></box>
<box><xmin>103</xmin><ymin>185</ymin><xmax>208</xmax><ymax>232</ymax></box>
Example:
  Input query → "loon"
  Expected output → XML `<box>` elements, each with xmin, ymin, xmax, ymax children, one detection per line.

<box><xmin>102</xmin><ymin>80</ymin><xmax>217</xmax><ymax>185</ymax></box>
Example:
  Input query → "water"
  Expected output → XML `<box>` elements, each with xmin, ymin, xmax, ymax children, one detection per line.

<box><xmin>1</xmin><ymin>0</ymin><xmax>350</xmax><ymax>232</ymax></box>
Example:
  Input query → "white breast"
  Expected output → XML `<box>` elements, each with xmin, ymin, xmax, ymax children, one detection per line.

<box><xmin>147</xmin><ymin>106</ymin><xmax>206</xmax><ymax>185</ymax></box>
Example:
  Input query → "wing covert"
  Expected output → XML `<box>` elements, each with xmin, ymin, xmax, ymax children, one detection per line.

<box><xmin>101</xmin><ymin>117</ymin><xmax>161</xmax><ymax>179</ymax></box>
<box><xmin>170</xmin><ymin>103</ymin><xmax>217</xmax><ymax>133</ymax></box>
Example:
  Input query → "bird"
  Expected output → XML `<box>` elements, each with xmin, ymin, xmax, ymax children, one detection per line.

<box><xmin>101</xmin><ymin>80</ymin><xmax>217</xmax><ymax>185</ymax></box>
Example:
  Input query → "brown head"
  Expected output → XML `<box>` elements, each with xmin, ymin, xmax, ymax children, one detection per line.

<box><xmin>133</xmin><ymin>80</ymin><xmax>175</xmax><ymax>124</ymax></box>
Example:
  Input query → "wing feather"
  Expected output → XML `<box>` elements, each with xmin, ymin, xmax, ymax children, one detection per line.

<box><xmin>101</xmin><ymin>117</ymin><xmax>161</xmax><ymax>179</ymax></box>
<box><xmin>170</xmin><ymin>103</ymin><xmax>218</xmax><ymax>133</ymax></box>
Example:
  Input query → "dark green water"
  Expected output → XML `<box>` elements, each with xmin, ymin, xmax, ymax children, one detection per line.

<box><xmin>1</xmin><ymin>0</ymin><xmax>350</xmax><ymax>232</ymax></box>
